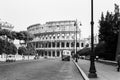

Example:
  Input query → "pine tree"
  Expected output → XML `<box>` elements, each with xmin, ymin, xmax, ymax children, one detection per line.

<box><xmin>98</xmin><ymin>4</ymin><xmax>120</xmax><ymax>60</ymax></box>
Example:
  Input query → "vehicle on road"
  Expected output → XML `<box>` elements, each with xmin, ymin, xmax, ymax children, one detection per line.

<box><xmin>44</xmin><ymin>56</ymin><xmax>48</xmax><ymax>59</ymax></box>
<box><xmin>34</xmin><ymin>55</ymin><xmax>39</xmax><ymax>60</ymax></box>
<box><xmin>6</xmin><ymin>55</ymin><xmax>16</xmax><ymax>62</ymax></box>
<box><xmin>61</xmin><ymin>50</ymin><xmax>71</xmax><ymax>61</ymax></box>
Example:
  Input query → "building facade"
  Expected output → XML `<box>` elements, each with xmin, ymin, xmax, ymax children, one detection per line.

<box><xmin>27</xmin><ymin>20</ymin><xmax>85</xmax><ymax>58</ymax></box>
<box><xmin>0</xmin><ymin>20</ymin><xmax>14</xmax><ymax>31</ymax></box>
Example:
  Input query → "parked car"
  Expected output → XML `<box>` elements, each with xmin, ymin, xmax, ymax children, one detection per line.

<box><xmin>34</xmin><ymin>56</ymin><xmax>39</xmax><ymax>60</ymax></box>
<box><xmin>44</xmin><ymin>56</ymin><xmax>48</xmax><ymax>59</ymax></box>
<box><xmin>6</xmin><ymin>55</ymin><xmax>16</xmax><ymax>62</ymax></box>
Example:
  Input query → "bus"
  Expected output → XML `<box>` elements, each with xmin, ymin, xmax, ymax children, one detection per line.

<box><xmin>61</xmin><ymin>50</ymin><xmax>71</xmax><ymax>61</ymax></box>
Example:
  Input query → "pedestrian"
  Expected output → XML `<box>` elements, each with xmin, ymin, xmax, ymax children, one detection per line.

<box><xmin>116</xmin><ymin>55</ymin><xmax>120</xmax><ymax>72</ymax></box>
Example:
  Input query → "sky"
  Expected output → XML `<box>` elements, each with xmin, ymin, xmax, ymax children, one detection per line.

<box><xmin>0</xmin><ymin>0</ymin><xmax>120</xmax><ymax>39</ymax></box>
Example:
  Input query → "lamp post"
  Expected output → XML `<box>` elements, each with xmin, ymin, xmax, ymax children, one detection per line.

<box><xmin>74</xmin><ymin>20</ymin><xmax>78</xmax><ymax>62</ymax></box>
<box><xmin>88</xmin><ymin>0</ymin><xmax>97</xmax><ymax>78</ymax></box>
<box><xmin>75</xmin><ymin>19</ymin><xmax>78</xmax><ymax>62</ymax></box>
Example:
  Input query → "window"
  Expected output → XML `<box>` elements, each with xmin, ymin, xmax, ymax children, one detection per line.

<box><xmin>53</xmin><ymin>36</ymin><xmax>55</xmax><ymax>39</ymax></box>
<box><xmin>57</xmin><ymin>42</ymin><xmax>60</xmax><ymax>47</ymax></box>
<box><xmin>66</xmin><ymin>42</ymin><xmax>69</xmax><ymax>47</ymax></box>
<box><xmin>71</xmin><ymin>42</ymin><xmax>74</xmax><ymax>47</ymax></box>
<box><xmin>61</xmin><ymin>42</ymin><xmax>65</xmax><ymax>47</ymax></box>
<box><xmin>57</xmin><ymin>51</ymin><xmax>60</xmax><ymax>57</ymax></box>
<box><xmin>57</xmin><ymin>36</ymin><xmax>59</xmax><ymax>39</ymax></box>
<box><xmin>77</xmin><ymin>43</ymin><xmax>79</xmax><ymax>47</ymax></box>
<box><xmin>52</xmin><ymin>42</ymin><xmax>55</xmax><ymax>47</ymax></box>
<box><xmin>45</xmin><ymin>43</ymin><xmax>47</xmax><ymax>48</ymax></box>
<box><xmin>49</xmin><ymin>51</ymin><xmax>51</xmax><ymax>56</ymax></box>
<box><xmin>62</xmin><ymin>36</ymin><xmax>65</xmax><ymax>38</ymax></box>
<box><xmin>45</xmin><ymin>51</ymin><xmax>47</xmax><ymax>56</ymax></box>
<box><xmin>81</xmin><ymin>43</ymin><xmax>84</xmax><ymax>47</ymax></box>
<box><xmin>49</xmin><ymin>43</ymin><xmax>51</xmax><ymax>48</ymax></box>
<box><xmin>53</xmin><ymin>51</ymin><xmax>55</xmax><ymax>57</ymax></box>
<box><xmin>41</xmin><ymin>51</ymin><xmax>44</xmax><ymax>56</ymax></box>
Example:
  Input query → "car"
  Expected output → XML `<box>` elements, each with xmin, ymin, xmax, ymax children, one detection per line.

<box><xmin>44</xmin><ymin>56</ymin><xmax>48</xmax><ymax>59</ymax></box>
<box><xmin>6</xmin><ymin>55</ymin><xmax>16</xmax><ymax>62</ymax></box>
<box><xmin>34</xmin><ymin>56</ymin><xmax>39</xmax><ymax>60</ymax></box>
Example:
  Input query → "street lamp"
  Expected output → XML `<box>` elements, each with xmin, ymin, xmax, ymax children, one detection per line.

<box><xmin>75</xmin><ymin>19</ymin><xmax>78</xmax><ymax>62</ymax></box>
<box><xmin>88</xmin><ymin>0</ymin><xmax>97</xmax><ymax>78</ymax></box>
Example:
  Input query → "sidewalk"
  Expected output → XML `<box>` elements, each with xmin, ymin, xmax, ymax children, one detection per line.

<box><xmin>77</xmin><ymin>59</ymin><xmax>120</xmax><ymax>80</ymax></box>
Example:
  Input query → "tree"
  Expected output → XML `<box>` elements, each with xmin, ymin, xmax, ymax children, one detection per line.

<box><xmin>0</xmin><ymin>29</ymin><xmax>10</xmax><ymax>36</ymax></box>
<box><xmin>94</xmin><ymin>41</ymin><xmax>106</xmax><ymax>58</ymax></box>
<box><xmin>0</xmin><ymin>39</ymin><xmax>6</xmax><ymax>55</ymax></box>
<box><xmin>0</xmin><ymin>38</ymin><xmax>17</xmax><ymax>56</ymax></box>
<box><xmin>26</xmin><ymin>43</ymin><xmax>36</xmax><ymax>55</ymax></box>
<box><xmin>4</xmin><ymin>41</ymin><xmax>17</xmax><ymax>55</ymax></box>
<box><xmin>77</xmin><ymin>47</ymin><xmax>91</xmax><ymax>56</ymax></box>
<box><xmin>0</xmin><ymin>29</ymin><xmax>16</xmax><ymax>40</ymax></box>
<box><xmin>18</xmin><ymin>46</ymin><xmax>27</xmax><ymax>55</ymax></box>
<box><xmin>99</xmin><ymin>4</ymin><xmax>120</xmax><ymax>60</ymax></box>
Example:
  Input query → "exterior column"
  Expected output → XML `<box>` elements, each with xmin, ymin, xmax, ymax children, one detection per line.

<box><xmin>55</xmin><ymin>50</ymin><xmax>57</xmax><ymax>57</ymax></box>
<box><xmin>47</xmin><ymin>51</ymin><xmax>48</xmax><ymax>57</ymax></box>
<box><xmin>60</xmin><ymin>42</ymin><xmax>61</xmax><ymax>48</ymax></box>
<box><xmin>51</xmin><ymin>42</ymin><xmax>52</xmax><ymax>48</ymax></box>
<box><xmin>70</xmin><ymin>42</ymin><xmax>71</xmax><ymax>49</ymax></box>
<box><xmin>65</xmin><ymin>42</ymin><xmax>66</xmax><ymax>48</ymax></box>
<box><xmin>59</xmin><ymin>51</ymin><xmax>61</xmax><ymax>57</ymax></box>
<box><xmin>55</xmin><ymin>42</ymin><xmax>57</xmax><ymax>48</ymax></box>
<box><xmin>51</xmin><ymin>51</ymin><xmax>53</xmax><ymax>58</ymax></box>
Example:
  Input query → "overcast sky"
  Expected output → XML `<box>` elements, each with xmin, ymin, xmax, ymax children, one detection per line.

<box><xmin>0</xmin><ymin>0</ymin><xmax>120</xmax><ymax>38</ymax></box>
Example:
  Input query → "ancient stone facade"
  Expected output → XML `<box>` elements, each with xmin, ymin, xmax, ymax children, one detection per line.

<box><xmin>27</xmin><ymin>20</ymin><xmax>85</xmax><ymax>58</ymax></box>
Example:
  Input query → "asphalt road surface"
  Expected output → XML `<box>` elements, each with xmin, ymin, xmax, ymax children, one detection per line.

<box><xmin>0</xmin><ymin>58</ymin><xmax>83</xmax><ymax>80</ymax></box>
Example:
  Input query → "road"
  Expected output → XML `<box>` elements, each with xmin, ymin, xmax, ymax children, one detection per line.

<box><xmin>0</xmin><ymin>58</ymin><xmax>83</xmax><ymax>80</ymax></box>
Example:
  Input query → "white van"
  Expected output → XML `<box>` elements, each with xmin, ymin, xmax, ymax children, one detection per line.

<box><xmin>61</xmin><ymin>50</ymin><xmax>71</xmax><ymax>61</ymax></box>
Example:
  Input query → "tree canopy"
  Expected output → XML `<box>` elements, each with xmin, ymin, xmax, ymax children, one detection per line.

<box><xmin>0</xmin><ymin>29</ymin><xmax>34</xmax><ymax>55</ymax></box>
<box><xmin>0</xmin><ymin>29</ymin><xmax>34</xmax><ymax>41</ymax></box>
<box><xmin>18</xmin><ymin>46</ymin><xmax>27</xmax><ymax>55</ymax></box>
<box><xmin>98</xmin><ymin>4</ymin><xmax>120</xmax><ymax>60</ymax></box>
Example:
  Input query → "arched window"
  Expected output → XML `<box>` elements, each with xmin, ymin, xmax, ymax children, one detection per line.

<box><xmin>57</xmin><ymin>42</ymin><xmax>60</xmax><ymax>47</ymax></box>
<box><xmin>49</xmin><ymin>42</ymin><xmax>51</xmax><ymax>48</ymax></box>
<box><xmin>41</xmin><ymin>51</ymin><xmax>44</xmax><ymax>56</ymax></box>
<box><xmin>66</xmin><ymin>42</ymin><xmax>69</xmax><ymax>47</ymax></box>
<box><xmin>52</xmin><ymin>42</ymin><xmax>55</xmax><ymax>47</ymax></box>
<box><xmin>77</xmin><ymin>43</ymin><xmax>79</xmax><ymax>47</ymax></box>
<box><xmin>61</xmin><ymin>42</ymin><xmax>65</xmax><ymax>47</ymax></box>
<box><xmin>71</xmin><ymin>42</ymin><xmax>74</xmax><ymax>47</ymax></box>
<box><xmin>57</xmin><ymin>51</ymin><xmax>60</xmax><ymax>57</ymax></box>
<box><xmin>45</xmin><ymin>51</ymin><xmax>47</xmax><ymax>56</ymax></box>
<box><xmin>45</xmin><ymin>43</ymin><xmax>47</xmax><ymax>48</ymax></box>
<box><xmin>81</xmin><ymin>43</ymin><xmax>84</xmax><ymax>47</ymax></box>
<box><xmin>53</xmin><ymin>51</ymin><xmax>55</xmax><ymax>57</ymax></box>
<box><xmin>49</xmin><ymin>51</ymin><xmax>51</xmax><ymax>56</ymax></box>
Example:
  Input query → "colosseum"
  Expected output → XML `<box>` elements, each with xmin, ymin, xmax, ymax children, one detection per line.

<box><xmin>27</xmin><ymin>20</ymin><xmax>85</xmax><ymax>58</ymax></box>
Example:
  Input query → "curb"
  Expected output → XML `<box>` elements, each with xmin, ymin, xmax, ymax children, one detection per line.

<box><xmin>72</xmin><ymin>60</ymin><xmax>89</xmax><ymax>80</ymax></box>
<box><xmin>96</xmin><ymin>59</ymin><xmax>117</xmax><ymax>66</ymax></box>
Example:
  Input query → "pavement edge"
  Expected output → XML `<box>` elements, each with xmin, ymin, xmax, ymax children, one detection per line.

<box><xmin>72</xmin><ymin>60</ymin><xmax>89</xmax><ymax>80</ymax></box>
